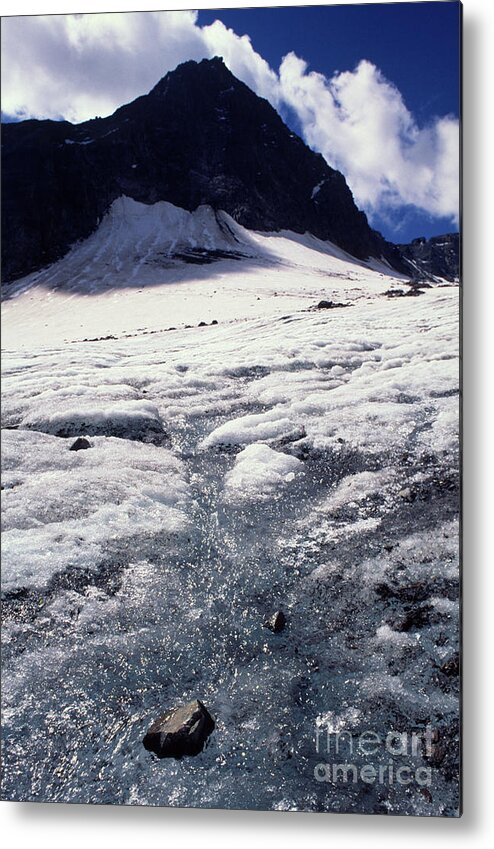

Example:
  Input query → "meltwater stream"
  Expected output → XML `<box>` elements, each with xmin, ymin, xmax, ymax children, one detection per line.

<box><xmin>2</xmin><ymin>414</ymin><xmax>459</xmax><ymax>814</ymax></box>
<box><xmin>1</xmin><ymin>293</ymin><xmax>460</xmax><ymax>815</ymax></box>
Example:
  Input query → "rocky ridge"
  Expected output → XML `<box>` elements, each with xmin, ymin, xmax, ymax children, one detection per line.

<box><xmin>2</xmin><ymin>57</ymin><xmax>411</xmax><ymax>283</ymax></box>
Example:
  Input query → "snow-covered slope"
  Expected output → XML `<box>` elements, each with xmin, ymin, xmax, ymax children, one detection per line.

<box><xmin>2</xmin><ymin>196</ymin><xmax>407</xmax><ymax>349</ymax></box>
<box><xmin>1</xmin><ymin>199</ymin><xmax>460</xmax><ymax>815</ymax></box>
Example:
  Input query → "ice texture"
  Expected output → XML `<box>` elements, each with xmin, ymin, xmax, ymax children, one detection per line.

<box><xmin>1</xmin><ymin>200</ymin><xmax>460</xmax><ymax>816</ymax></box>
<box><xmin>1</xmin><ymin>430</ymin><xmax>190</xmax><ymax>591</ymax></box>
<box><xmin>222</xmin><ymin>443</ymin><xmax>303</xmax><ymax>503</ymax></box>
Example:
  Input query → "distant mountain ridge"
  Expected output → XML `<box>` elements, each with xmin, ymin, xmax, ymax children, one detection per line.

<box><xmin>1</xmin><ymin>57</ymin><xmax>458</xmax><ymax>283</ymax></box>
<box><xmin>397</xmin><ymin>233</ymin><xmax>460</xmax><ymax>282</ymax></box>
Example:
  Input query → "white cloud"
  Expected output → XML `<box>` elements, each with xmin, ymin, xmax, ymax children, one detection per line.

<box><xmin>1</xmin><ymin>11</ymin><xmax>459</xmax><ymax>227</ymax></box>
<box><xmin>1</xmin><ymin>12</ymin><xmax>208</xmax><ymax>122</ymax></box>
<box><xmin>0</xmin><ymin>11</ymin><xmax>279</xmax><ymax>123</ymax></box>
<box><xmin>278</xmin><ymin>54</ymin><xmax>459</xmax><ymax>224</ymax></box>
<box><xmin>201</xmin><ymin>20</ymin><xmax>280</xmax><ymax>108</ymax></box>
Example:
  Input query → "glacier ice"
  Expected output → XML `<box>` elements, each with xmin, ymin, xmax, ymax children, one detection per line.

<box><xmin>1</xmin><ymin>205</ymin><xmax>459</xmax><ymax>815</ymax></box>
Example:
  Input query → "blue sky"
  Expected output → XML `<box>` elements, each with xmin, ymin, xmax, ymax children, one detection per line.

<box><xmin>1</xmin><ymin>3</ymin><xmax>461</xmax><ymax>244</ymax></box>
<box><xmin>199</xmin><ymin>3</ymin><xmax>461</xmax><ymax>120</ymax></box>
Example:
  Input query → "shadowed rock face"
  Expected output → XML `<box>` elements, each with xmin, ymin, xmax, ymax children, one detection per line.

<box><xmin>143</xmin><ymin>699</ymin><xmax>215</xmax><ymax>759</ymax></box>
<box><xmin>397</xmin><ymin>233</ymin><xmax>460</xmax><ymax>282</ymax></box>
<box><xmin>2</xmin><ymin>57</ymin><xmax>409</xmax><ymax>283</ymax></box>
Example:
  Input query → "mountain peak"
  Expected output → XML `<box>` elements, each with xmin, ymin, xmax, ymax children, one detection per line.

<box><xmin>2</xmin><ymin>58</ymin><xmax>408</xmax><ymax>282</ymax></box>
<box><xmin>201</xmin><ymin>55</ymin><xmax>227</xmax><ymax>68</ymax></box>
<box><xmin>150</xmin><ymin>55</ymin><xmax>233</xmax><ymax>97</ymax></box>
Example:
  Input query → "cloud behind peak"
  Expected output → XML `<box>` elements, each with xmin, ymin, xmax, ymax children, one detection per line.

<box><xmin>1</xmin><ymin>11</ymin><xmax>459</xmax><ymax>232</ymax></box>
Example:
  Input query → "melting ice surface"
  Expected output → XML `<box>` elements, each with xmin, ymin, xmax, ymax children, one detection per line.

<box><xmin>1</xmin><ymin>199</ymin><xmax>459</xmax><ymax>814</ymax></box>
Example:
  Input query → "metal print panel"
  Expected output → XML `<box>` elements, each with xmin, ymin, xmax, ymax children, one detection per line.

<box><xmin>1</xmin><ymin>1</ymin><xmax>461</xmax><ymax>816</ymax></box>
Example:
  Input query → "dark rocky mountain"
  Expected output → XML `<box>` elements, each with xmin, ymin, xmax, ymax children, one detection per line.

<box><xmin>397</xmin><ymin>233</ymin><xmax>460</xmax><ymax>282</ymax></box>
<box><xmin>2</xmin><ymin>57</ymin><xmax>414</xmax><ymax>283</ymax></box>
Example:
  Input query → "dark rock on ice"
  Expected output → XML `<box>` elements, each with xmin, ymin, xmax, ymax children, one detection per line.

<box><xmin>440</xmin><ymin>654</ymin><xmax>460</xmax><ymax>677</ymax></box>
<box><xmin>316</xmin><ymin>300</ymin><xmax>348</xmax><ymax>309</ymax></box>
<box><xmin>376</xmin><ymin>577</ymin><xmax>458</xmax><ymax>605</ymax></box>
<box><xmin>265</xmin><ymin>610</ymin><xmax>287</xmax><ymax>633</ymax></box>
<box><xmin>143</xmin><ymin>699</ymin><xmax>215</xmax><ymax>759</ymax></box>
<box><xmin>274</xmin><ymin>425</ymin><xmax>307</xmax><ymax>448</ymax></box>
<box><xmin>374</xmin><ymin>582</ymin><xmax>396</xmax><ymax>600</ymax></box>
<box><xmin>69</xmin><ymin>436</ymin><xmax>91</xmax><ymax>451</ymax></box>
<box><xmin>384</xmin><ymin>286</ymin><xmax>425</xmax><ymax>298</ymax></box>
<box><xmin>434</xmin><ymin>475</ymin><xmax>459</xmax><ymax>494</ymax></box>
<box><xmin>394</xmin><ymin>604</ymin><xmax>433</xmax><ymax>632</ymax></box>
<box><xmin>375</xmin><ymin>581</ymin><xmax>430</xmax><ymax>604</ymax></box>
<box><xmin>424</xmin><ymin>722</ymin><xmax>460</xmax><ymax>780</ymax></box>
<box><xmin>83</xmin><ymin>334</ymin><xmax>117</xmax><ymax>342</ymax></box>
<box><xmin>427</xmin><ymin>741</ymin><xmax>448</xmax><ymax>768</ymax></box>
<box><xmin>54</xmin><ymin>416</ymin><xmax>167</xmax><ymax>445</ymax></box>
<box><xmin>48</xmin><ymin>556</ymin><xmax>124</xmax><ymax>598</ymax></box>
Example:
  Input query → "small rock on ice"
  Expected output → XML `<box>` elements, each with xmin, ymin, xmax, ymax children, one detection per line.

<box><xmin>69</xmin><ymin>437</ymin><xmax>91</xmax><ymax>451</ymax></box>
<box><xmin>143</xmin><ymin>699</ymin><xmax>215</xmax><ymax>759</ymax></box>
<box><xmin>265</xmin><ymin>610</ymin><xmax>287</xmax><ymax>633</ymax></box>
